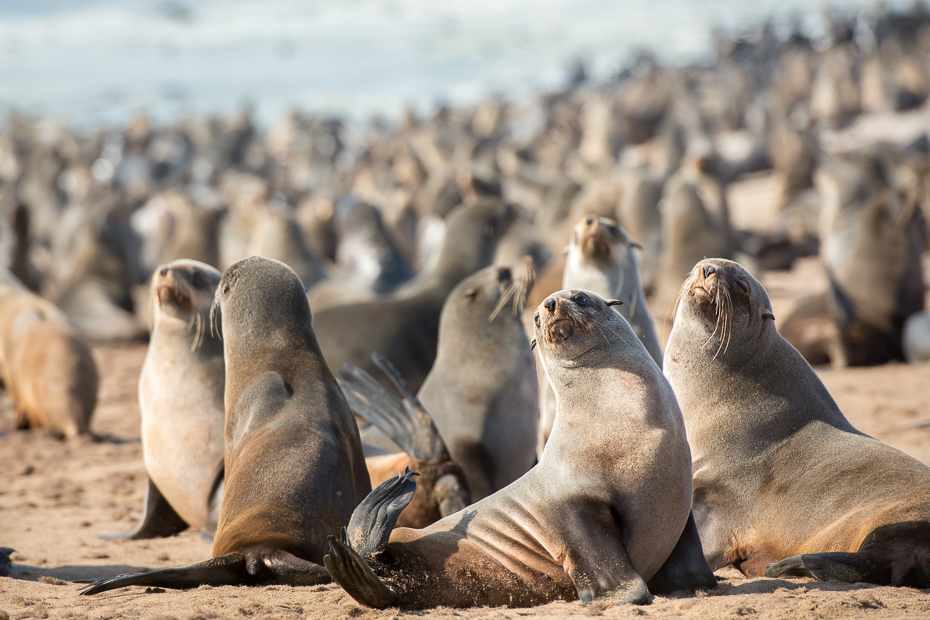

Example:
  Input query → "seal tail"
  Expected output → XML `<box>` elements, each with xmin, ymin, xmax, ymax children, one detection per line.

<box><xmin>79</xmin><ymin>554</ymin><xmax>252</xmax><ymax>595</ymax></box>
<box><xmin>344</xmin><ymin>468</ymin><xmax>419</xmax><ymax>559</ymax></box>
<box><xmin>338</xmin><ymin>352</ymin><xmax>450</xmax><ymax>465</ymax></box>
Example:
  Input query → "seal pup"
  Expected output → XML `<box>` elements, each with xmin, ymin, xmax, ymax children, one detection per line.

<box><xmin>101</xmin><ymin>260</ymin><xmax>225</xmax><ymax>541</ymax></box>
<box><xmin>323</xmin><ymin>290</ymin><xmax>715</xmax><ymax>609</ymax></box>
<box><xmin>539</xmin><ymin>215</ymin><xmax>662</xmax><ymax>454</ymax></box>
<box><xmin>313</xmin><ymin>198</ymin><xmax>515</xmax><ymax>394</ymax></box>
<box><xmin>81</xmin><ymin>256</ymin><xmax>371</xmax><ymax>594</ymax></box>
<box><xmin>0</xmin><ymin>268</ymin><xmax>98</xmax><ymax>439</ymax></box>
<box><xmin>665</xmin><ymin>258</ymin><xmax>930</xmax><ymax>585</ymax></box>
<box><xmin>339</xmin><ymin>353</ymin><xmax>471</xmax><ymax>528</ymax></box>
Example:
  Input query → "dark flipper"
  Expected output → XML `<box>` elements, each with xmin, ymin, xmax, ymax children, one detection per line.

<box><xmin>200</xmin><ymin>472</ymin><xmax>225</xmax><ymax>543</ymax></box>
<box><xmin>338</xmin><ymin>353</ymin><xmax>450</xmax><ymax>464</ymax></box>
<box><xmin>100</xmin><ymin>478</ymin><xmax>189</xmax><ymax>540</ymax></box>
<box><xmin>766</xmin><ymin>553</ymin><xmax>885</xmax><ymax>584</ymax></box>
<box><xmin>647</xmin><ymin>512</ymin><xmax>717</xmax><ymax>594</ymax></box>
<box><xmin>80</xmin><ymin>547</ymin><xmax>330</xmax><ymax>595</ymax></box>
<box><xmin>79</xmin><ymin>553</ymin><xmax>252</xmax><ymax>595</ymax></box>
<box><xmin>324</xmin><ymin>537</ymin><xmax>397</xmax><ymax>609</ymax></box>
<box><xmin>345</xmin><ymin>468</ymin><xmax>418</xmax><ymax>559</ymax></box>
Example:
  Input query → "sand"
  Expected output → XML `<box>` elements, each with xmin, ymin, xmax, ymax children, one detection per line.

<box><xmin>2</xmin><ymin>171</ymin><xmax>930</xmax><ymax>618</ymax></box>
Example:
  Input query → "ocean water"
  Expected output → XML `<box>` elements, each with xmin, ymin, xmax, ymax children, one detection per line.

<box><xmin>0</xmin><ymin>0</ymin><xmax>922</xmax><ymax>128</ymax></box>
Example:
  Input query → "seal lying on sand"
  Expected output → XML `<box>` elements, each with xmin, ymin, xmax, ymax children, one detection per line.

<box><xmin>665</xmin><ymin>258</ymin><xmax>930</xmax><ymax>585</ymax></box>
<box><xmin>82</xmin><ymin>257</ymin><xmax>370</xmax><ymax>594</ymax></box>
<box><xmin>101</xmin><ymin>260</ymin><xmax>225</xmax><ymax>541</ymax></box>
<box><xmin>0</xmin><ymin>268</ymin><xmax>98</xmax><ymax>439</ymax></box>
<box><xmin>340</xmin><ymin>353</ymin><xmax>471</xmax><ymax>528</ymax></box>
<box><xmin>324</xmin><ymin>290</ymin><xmax>715</xmax><ymax>609</ymax></box>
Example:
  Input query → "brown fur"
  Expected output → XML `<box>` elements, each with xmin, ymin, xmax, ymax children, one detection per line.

<box><xmin>666</xmin><ymin>258</ymin><xmax>930</xmax><ymax>586</ymax></box>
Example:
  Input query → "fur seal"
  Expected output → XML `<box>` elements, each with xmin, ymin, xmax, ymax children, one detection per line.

<box><xmin>82</xmin><ymin>256</ymin><xmax>371</xmax><ymax>594</ymax></box>
<box><xmin>665</xmin><ymin>258</ymin><xmax>930</xmax><ymax>585</ymax></box>
<box><xmin>313</xmin><ymin>198</ymin><xmax>515</xmax><ymax>394</ymax></box>
<box><xmin>780</xmin><ymin>157</ymin><xmax>925</xmax><ymax>366</ymax></box>
<box><xmin>101</xmin><ymin>260</ymin><xmax>225</xmax><ymax>541</ymax></box>
<box><xmin>539</xmin><ymin>215</ymin><xmax>662</xmax><ymax>454</ymax></box>
<box><xmin>0</xmin><ymin>268</ymin><xmax>98</xmax><ymax>439</ymax></box>
<box><xmin>323</xmin><ymin>289</ymin><xmax>715</xmax><ymax>609</ymax></box>
<box><xmin>408</xmin><ymin>257</ymin><xmax>538</xmax><ymax>501</ymax></box>
<box><xmin>339</xmin><ymin>352</ymin><xmax>471</xmax><ymax>528</ymax></box>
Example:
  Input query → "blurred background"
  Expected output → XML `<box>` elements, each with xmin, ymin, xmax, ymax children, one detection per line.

<box><xmin>2</xmin><ymin>0</ymin><xmax>922</xmax><ymax>128</ymax></box>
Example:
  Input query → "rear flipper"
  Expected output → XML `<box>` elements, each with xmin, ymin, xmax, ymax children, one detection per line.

<box><xmin>80</xmin><ymin>547</ymin><xmax>330</xmax><ymax>595</ymax></box>
<box><xmin>100</xmin><ymin>478</ymin><xmax>188</xmax><ymax>540</ymax></box>
<box><xmin>766</xmin><ymin>553</ymin><xmax>886</xmax><ymax>584</ymax></box>
<box><xmin>325</xmin><ymin>537</ymin><xmax>397</xmax><ymax>609</ymax></box>
<box><xmin>647</xmin><ymin>512</ymin><xmax>717</xmax><ymax>595</ymax></box>
<box><xmin>344</xmin><ymin>468</ymin><xmax>418</xmax><ymax>559</ymax></box>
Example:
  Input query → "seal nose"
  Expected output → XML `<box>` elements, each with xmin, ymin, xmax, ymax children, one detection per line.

<box><xmin>160</xmin><ymin>266</ymin><xmax>169</xmax><ymax>277</ymax></box>
<box><xmin>586</xmin><ymin>215</ymin><xmax>594</xmax><ymax>225</ymax></box>
<box><xmin>702</xmin><ymin>264</ymin><xmax>716</xmax><ymax>279</ymax></box>
<box><xmin>544</xmin><ymin>297</ymin><xmax>556</xmax><ymax>313</ymax></box>
<box><xmin>497</xmin><ymin>267</ymin><xmax>512</xmax><ymax>283</ymax></box>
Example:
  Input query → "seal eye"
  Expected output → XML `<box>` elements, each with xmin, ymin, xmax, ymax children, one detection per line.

<box><xmin>222</xmin><ymin>285</ymin><xmax>230</xmax><ymax>295</ymax></box>
<box><xmin>191</xmin><ymin>272</ymin><xmax>207</xmax><ymax>289</ymax></box>
<box><xmin>736</xmin><ymin>280</ymin><xmax>750</xmax><ymax>295</ymax></box>
<box><xmin>572</xmin><ymin>293</ymin><xmax>590</xmax><ymax>307</ymax></box>
<box><xmin>534</xmin><ymin>313</ymin><xmax>540</xmax><ymax>328</ymax></box>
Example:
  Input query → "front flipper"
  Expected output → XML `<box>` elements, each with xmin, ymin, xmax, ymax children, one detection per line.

<box><xmin>647</xmin><ymin>512</ymin><xmax>717</xmax><ymax>594</ymax></box>
<box><xmin>100</xmin><ymin>478</ymin><xmax>189</xmax><ymax>540</ymax></box>
<box><xmin>79</xmin><ymin>553</ymin><xmax>252</xmax><ymax>595</ymax></box>
<box><xmin>324</xmin><ymin>537</ymin><xmax>397</xmax><ymax>609</ymax></box>
<box><xmin>0</xmin><ymin>547</ymin><xmax>15</xmax><ymax>577</ymax></box>
<box><xmin>766</xmin><ymin>553</ymin><xmax>885</xmax><ymax>584</ymax></box>
<box><xmin>561</xmin><ymin>506</ymin><xmax>649</xmax><ymax>605</ymax></box>
<box><xmin>345</xmin><ymin>468</ymin><xmax>418</xmax><ymax>559</ymax></box>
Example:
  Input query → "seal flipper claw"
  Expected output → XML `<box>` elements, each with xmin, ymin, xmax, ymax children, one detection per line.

<box><xmin>324</xmin><ymin>537</ymin><xmax>396</xmax><ymax>609</ymax></box>
<box><xmin>99</xmin><ymin>478</ymin><xmax>188</xmax><ymax>540</ymax></box>
<box><xmin>766</xmin><ymin>552</ymin><xmax>885</xmax><ymax>584</ymax></box>
<box><xmin>344</xmin><ymin>469</ymin><xmax>418</xmax><ymax>559</ymax></box>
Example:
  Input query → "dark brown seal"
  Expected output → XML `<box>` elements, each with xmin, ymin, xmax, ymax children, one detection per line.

<box><xmin>323</xmin><ymin>290</ymin><xmax>715</xmax><ymax>609</ymax></box>
<box><xmin>665</xmin><ymin>258</ymin><xmax>930</xmax><ymax>585</ymax></box>
<box><xmin>82</xmin><ymin>256</ymin><xmax>371</xmax><ymax>594</ymax></box>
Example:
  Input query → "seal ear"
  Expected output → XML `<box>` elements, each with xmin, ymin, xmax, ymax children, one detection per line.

<box><xmin>606</xmin><ymin>299</ymin><xmax>624</xmax><ymax>307</ymax></box>
<box><xmin>629</xmin><ymin>241</ymin><xmax>643</xmax><ymax>250</ymax></box>
<box><xmin>464</xmin><ymin>288</ymin><xmax>478</xmax><ymax>300</ymax></box>
<box><xmin>761</xmin><ymin>310</ymin><xmax>775</xmax><ymax>321</ymax></box>
<box><xmin>530</xmin><ymin>339</ymin><xmax>537</xmax><ymax>350</ymax></box>
<box><xmin>562</xmin><ymin>246</ymin><xmax>570</xmax><ymax>256</ymax></box>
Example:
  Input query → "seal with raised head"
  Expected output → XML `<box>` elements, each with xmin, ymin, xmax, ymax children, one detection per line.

<box><xmin>538</xmin><ymin>215</ymin><xmax>663</xmax><ymax>455</ymax></box>
<box><xmin>0</xmin><ymin>268</ymin><xmax>98</xmax><ymax>439</ymax></box>
<box><xmin>81</xmin><ymin>256</ymin><xmax>371</xmax><ymax>594</ymax></box>
<box><xmin>101</xmin><ymin>259</ymin><xmax>226</xmax><ymax>541</ymax></box>
<box><xmin>313</xmin><ymin>198</ymin><xmax>515</xmax><ymax>394</ymax></box>
<box><xmin>323</xmin><ymin>289</ymin><xmax>715</xmax><ymax>609</ymax></box>
<box><xmin>665</xmin><ymin>258</ymin><xmax>930</xmax><ymax>585</ymax></box>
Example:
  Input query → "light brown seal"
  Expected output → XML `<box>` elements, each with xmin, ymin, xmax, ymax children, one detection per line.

<box><xmin>82</xmin><ymin>256</ymin><xmax>371</xmax><ymax>594</ymax></box>
<box><xmin>538</xmin><ymin>215</ymin><xmax>662</xmax><ymax>454</ymax></box>
<box><xmin>313</xmin><ymin>198</ymin><xmax>515</xmax><ymax>394</ymax></box>
<box><xmin>0</xmin><ymin>268</ymin><xmax>98</xmax><ymax>439</ymax></box>
<box><xmin>323</xmin><ymin>289</ymin><xmax>715</xmax><ymax>609</ymax></box>
<box><xmin>665</xmin><ymin>258</ymin><xmax>930</xmax><ymax>585</ymax></box>
<box><xmin>101</xmin><ymin>260</ymin><xmax>225</xmax><ymax>541</ymax></box>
